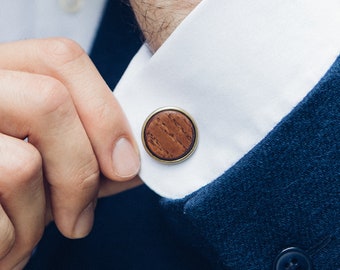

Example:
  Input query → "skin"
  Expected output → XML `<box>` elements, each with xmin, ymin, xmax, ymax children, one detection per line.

<box><xmin>129</xmin><ymin>0</ymin><xmax>201</xmax><ymax>52</ymax></box>
<box><xmin>0</xmin><ymin>0</ymin><xmax>201</xmax><ymax>268</ymax></box>
<box><xmin>0</xmin><ymin>38</ymin><xmax>142</xmax><ymax>269</ymax></box>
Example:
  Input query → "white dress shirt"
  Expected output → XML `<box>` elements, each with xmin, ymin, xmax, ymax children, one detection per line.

<box><xmin>1</xmin><ymin>0</ymin><xmax>339</xmax><ymax>199</ymax></box>
<box><xmin>0</xmin><ymin>0</ymin><xmax>105</xmax><ymax>52</ymax></box>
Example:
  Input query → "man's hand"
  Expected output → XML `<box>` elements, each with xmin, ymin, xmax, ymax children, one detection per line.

<box><xmin>0</xmin><ymin>38</ymin><xmax>141</xmax><ymax>269</ymax></box>
<box><xmin>129</xmin><ymin>0</ymin><xmax>201</xmax><ymax>51</ymax></box>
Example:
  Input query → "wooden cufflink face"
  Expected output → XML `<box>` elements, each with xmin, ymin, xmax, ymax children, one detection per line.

<box><xmin>142</xmin><ymin>107</ymin><xmax>198</xmax><ymax>164</ymax></box>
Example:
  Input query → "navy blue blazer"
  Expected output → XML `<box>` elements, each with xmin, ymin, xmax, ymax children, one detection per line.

<box><xmin>26</xmin><ymin>1</ymin><xmax>340</xmax><ymax>269</ymax></box>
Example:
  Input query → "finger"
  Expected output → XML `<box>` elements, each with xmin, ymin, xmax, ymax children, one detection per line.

<box><xmin>0</xmin><ymin>70</ymin><xmax>98</xmax><ymax>238</ymax></box>
<box><xmin>0</xmin><ymin>38</ymin><xmax>140</xmax><ymax>182</ymax></box>
<box><xmin>0</xmin><ymin>134</ymin><xmax>45</xmax><ymax>269</ymax></box>
<box><xmin>0</xmin><ymin>204</ymin><xmax>15</xmax><ymax>261</ymax></box>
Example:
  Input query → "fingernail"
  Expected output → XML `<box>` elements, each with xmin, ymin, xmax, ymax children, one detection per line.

<box><xmin>112</xmin><ymin>138</ymin><xmax>140</xmax><ymax>178</ymax></box>
<box><xmin>73</xmin><ymin>202</ymin><xmax>95</xmax><ymax>238</ymax></box>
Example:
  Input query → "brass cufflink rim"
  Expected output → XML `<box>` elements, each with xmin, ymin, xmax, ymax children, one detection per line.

<box><xmin>141</xmin><ymin>106</ymin><xmax>199</xmax><ymax>164</ymax></box>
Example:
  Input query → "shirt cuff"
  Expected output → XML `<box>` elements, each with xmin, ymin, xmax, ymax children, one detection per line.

<box><xmin>114</xmin><ymin>0</ymin><xmax>340</xmax><ymax>199</ymax></box>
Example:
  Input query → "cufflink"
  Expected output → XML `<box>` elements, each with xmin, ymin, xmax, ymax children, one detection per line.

<box><xmin>142</xmin><ymin>107</ymin><xmax>198</xmax><ymax>164</ymax></box>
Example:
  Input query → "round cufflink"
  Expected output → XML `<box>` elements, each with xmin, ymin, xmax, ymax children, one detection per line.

<box><xmin>142</xmin><ymin>107</ymin><xmax>198</xmax><ymax>164</ymax></box>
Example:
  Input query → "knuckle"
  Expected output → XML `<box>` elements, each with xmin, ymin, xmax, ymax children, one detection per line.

<box><xmin>89</xmin><ymin>98</ymin><xmax>126</xmax><ymax>138</ymax></box>
<box><xmin>77</xmin><ymin>159</ymin><xmax>100</xmax><ymax>192</ymax></box>
<box><xmin>49</xmin><ymin>156</ymin><xmax>99</xmax><ymax>194</ymax></box>
<box><xmin>91</xmin><ymin>99</ymin><xmax>113</xmax><ymax>128</ymax></box>
<box><xmin>10</xmin><ymin>145</ymin><xmax>42</xmax><ymax>187</ymax></box>
<box><xmin>40</xmin><ymin>38</ymin><xmax>85</xmax><ymax>67</ymax></box>
<box><xmin>33</xmin><ymin>77</ymin><xmax>73</xmax><ymax>117</ymax></box>
<box><xmin>0</xmin><ymin>141</ymin><xmax>42</xmax><ymax>189</ymax></box>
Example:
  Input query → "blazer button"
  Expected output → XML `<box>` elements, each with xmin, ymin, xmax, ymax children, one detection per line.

<box><xmin>274</xmin><ymin>247</ymin><xmax>312</xmax><ymax>270</ymax></box>
<box><xmin>142</xmin><ymin>107</ymin><xmax>198</xmax><ymax>163</ymax></box>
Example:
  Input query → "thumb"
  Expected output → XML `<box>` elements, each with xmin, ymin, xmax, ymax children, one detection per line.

<box><xmin>48</xmin><ymin>40</ymin><xmax>141</xmax><ymax>181</ymax></box>
<box><xmin>42</xmin><ymin>39</ymin><xmax>141</xmax><ymax>181</ymax></box>
<box><xmin>87</xmin><ymin>99</ymin><xmax>141</xmax><ymax>181</ymax></box>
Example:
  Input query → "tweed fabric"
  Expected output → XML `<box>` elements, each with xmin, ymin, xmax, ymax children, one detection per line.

<box><xmin>162</xmin><ymin>56</ymin><xmax>340</xmax><ymax>269</ymax></box>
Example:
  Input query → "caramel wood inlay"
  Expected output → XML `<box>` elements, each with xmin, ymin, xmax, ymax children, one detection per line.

<box><xmin>143</xmin><ymin>108</ymin><xmax>197</xmax><ymax>162</ymax></box>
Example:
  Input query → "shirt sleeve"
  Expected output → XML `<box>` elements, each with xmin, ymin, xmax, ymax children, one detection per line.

<box><xmin>113</xmin><ymin>0</ymin><xmax>340</xmax><ymax>199</ymax></box>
